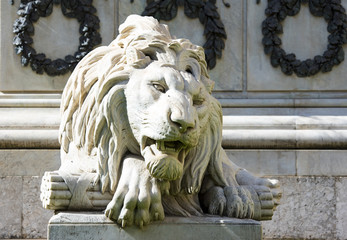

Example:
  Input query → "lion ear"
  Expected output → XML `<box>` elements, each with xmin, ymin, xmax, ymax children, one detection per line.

<box><xmin>126</xmin><ymin>47</ymin><xmax>151</xmax><ymax>68</ymax></box>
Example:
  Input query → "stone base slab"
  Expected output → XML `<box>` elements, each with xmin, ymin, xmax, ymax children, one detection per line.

<box><xmin>48</xmin><ymin>212</ymin><xmax>262</xmax><ymax>240</ymax></box>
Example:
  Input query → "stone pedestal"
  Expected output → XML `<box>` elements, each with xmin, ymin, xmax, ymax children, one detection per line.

<box><xmin>48</xmin><ymin>212</ymin><xmax>262</xmax><ymax>240</ymax></box>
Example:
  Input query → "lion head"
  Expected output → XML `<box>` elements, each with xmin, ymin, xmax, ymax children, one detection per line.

<box><xmin>59</xmin><ymin>15</ymin><xmax>226</xmax><ymax>197</ymax></box>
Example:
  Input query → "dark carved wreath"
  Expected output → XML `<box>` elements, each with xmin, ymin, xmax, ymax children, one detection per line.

<box><xmin>142</xmin><ymin>0</ymin><xmax>228</xmax><ymax>69</ymax></box>
<box><xmin>262</xmin><ymin>0</ymin><xmax>347</xmax><ymax>77</ymax></box>
<box><xmin>13</xmin><ymin>0</ymin><xmax>102</xmax><ymax>76</ymax></box>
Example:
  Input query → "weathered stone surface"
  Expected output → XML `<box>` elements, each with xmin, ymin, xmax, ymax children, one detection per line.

<box><xmin>262</xmin><ymin>177</ymin><xmax>337</xmax><ymax>240</ymax></box>
<box><xmin>226</xmin><ymin>150</ymin><xmax>296</xmax><ymax>176</ymax></box>
<box><xmin>336</xmin><ymin>177</ymin><xmax>347</xmax><ymax>240</ymax></box>
<box><xmin>0</xmin><ymin>0</ymin><xmax>115</xmax><ymax>92</ymax></box>
<box><xmin>23</xmin><ymin>177</ymin><xmax>53</xmax><ymax>239</ymax></box>
<box><xmin>247</xmin><ymin>1</ymin><xmax>347</xmax><ymax>91</ymax></box>
<box><xmin>204</xmin><ymin>0</ymin><xmax>243</xmax><ymax>91</ymax></box>
<box><xmin>0</xmin><ymin>176</ymin><xmax>22</xmax><ymax>239</ymax></box>
<box><xmin>226</xmin><ymin>149</ymin><xmax>347</xmax><ymax>178</ymax></box>
<box><xmin>119</xmin><ymin>0</ymin><xmax>243</xmax><ymax>91</ymax></box>
<box><xmin>31</xmin><ymin>5</ymin><xmax>80</xmax><ymax>63</ymax></box>
<box><xmin>297</xmin><ymin>150</ymin><xmax>347</xmax><ymax>176</ymax></box>
<box><xmin>281</xmin><ymin>5</ymin><xmax>328</xmax><ymax>61</ymax></box>
<box><xmin>48</xmin><ymin>213</ymin><xmax>262</xmax><ymax>240</ymax></box>
<box><xmin>0</xmin><ymin>150</ymin><xmax>60</xmax><ymax>177</ymax></box>
<box><xmin>94</xmin><ymin>0</ymin><xmax>117</xmax><ymax>45</ymax></box>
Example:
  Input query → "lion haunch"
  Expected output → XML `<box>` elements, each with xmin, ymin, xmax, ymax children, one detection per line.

<box><xmin>47</xmin><ymin>14</ymin><xmax>281</xmax><ymax>227</ymax></box>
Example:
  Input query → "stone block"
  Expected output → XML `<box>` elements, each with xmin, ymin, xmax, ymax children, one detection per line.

<box><xmin>0</xmin><ymin>176</ymin><xmax>22</xmax><ymax>239</ymax></box>
<box><xmin>48</xmin><ymin>212</ymin><xmax>262</xmax><ymax>240</ymax></box>
<box><xmin>118</xmin><ymin>0</ymin><xmax>243</xmax><ymax>91</ymax></box>
<box><xmin>247</xmin><ymin>1</ymin><xmax>347</xmax><ymax>91</ymax></box>
<box><xmin>0</xmin><ymin>0</ymin><xmax>115</xmax><ymax>92</ymax></box>
<box><xmin>0</xmin><ymin>150</ymin><xmax>60</xmax><ymax>177</ymax></box>
<box><xmin>336</xmin><ymin>177</ymin><xmax>347</xmax><ymax>240</ymax></box>
<box><xmin>297</xmin><ymin>150</ymin><xmax>347</xmax><ymax>176</ymax></box>
<box><xmin>225</xmin><ymin>149</ymin><xmax>347</xmax><ymax>177</ymax></box>
<box><xmin>23</xmin><ymin>176</ymin><xmax>53</xmax><ymax>239</ymax></box>
<box><xmin>226</xmin><ymin>150</ymin><xmax>296</xmax><ymax>176</ymax></box>
<box><xmin>262</xmin><ymin>177</ymin><xmax>337</xmax><ymax>240</ymax></box>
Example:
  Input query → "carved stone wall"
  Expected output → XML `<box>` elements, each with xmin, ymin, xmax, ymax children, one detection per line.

<box><xmin>0</xmin><ymin>0</ymin><xmax>346</xmax><ymax>239</ymax></box>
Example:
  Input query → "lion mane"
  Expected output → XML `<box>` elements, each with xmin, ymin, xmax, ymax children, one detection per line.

<box><xmin>59</xmin><ymin>15</ymin><xmax>227</xmax><ymax>209</ymax></box>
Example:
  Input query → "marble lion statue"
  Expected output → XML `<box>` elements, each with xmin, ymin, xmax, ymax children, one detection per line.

<box><xmin>56</xmin><ymin>15</ymin><xmax>280</xmax><ymax>227</ymax></box>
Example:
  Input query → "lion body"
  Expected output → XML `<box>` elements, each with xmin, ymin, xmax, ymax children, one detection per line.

<box><xmin>58</xmin><ymin>15</ymin><xmax>279</xmax><ymax>224</ymax></box>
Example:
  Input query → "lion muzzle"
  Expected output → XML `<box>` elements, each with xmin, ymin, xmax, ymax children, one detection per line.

<box><xmin>142</xmin><ymin>141</ymin><xmax>184</xmax><ymax>181</ymax></box>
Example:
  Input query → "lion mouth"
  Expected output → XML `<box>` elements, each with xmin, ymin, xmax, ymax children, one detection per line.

<box><xmin>141</xmin><ymin>137</ymin><xmax>187</xmax><ymax>180</ymax></box>
<box><xmin>156</xmin><ymin>140</ymin><xmax>185</xmax><ymax>153</ymax></box>
<box><xmin>141</xmin><ymin>138</ymin><xmax>186</xmax><ymax>157</ymax></box>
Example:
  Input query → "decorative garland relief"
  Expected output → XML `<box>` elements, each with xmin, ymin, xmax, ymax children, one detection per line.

<box><xmin>12</xmin><ymin>0</ymin><xmax>347</xmax><ymax>77</ymax></box>
<box><xmin>12</xmin><ymin>0</ymin><xmax>228</xmax><ymax>75</ymax></box>
<box><xmin>13</xmin><ymin>0</ymin><xmax>101</xmax><ymax>76</ymax></box>
<box><xmin>262</xmin><ymin>0</ymin><xmax>347</xmax><ymax>77</ymax></box>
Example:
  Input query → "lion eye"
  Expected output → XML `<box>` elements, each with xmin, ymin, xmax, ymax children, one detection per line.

<box><xmin>153</xmin><ymin>84</ymin><xmax>166</xmax><ymax>93</ymax></box>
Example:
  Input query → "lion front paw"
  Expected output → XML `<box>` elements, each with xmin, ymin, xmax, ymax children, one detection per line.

<box><xmin>105</xmin><ymin>157</ymin><xmax>166</xmax><ymax>228</ymax></box>
<box><xmin>105</xmin><ymin>178</ymin><xmax>165</xmax><ymax>228</ymax></box>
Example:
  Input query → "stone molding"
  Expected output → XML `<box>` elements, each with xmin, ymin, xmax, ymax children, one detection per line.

<box><xmin>0</xmin><ymin>94</ymin><xmax>60</xmax><ymax>108</ymax></box>
<box><xmin>0</xmin><ymin>97</ymin><xmax>347</xmax><ymax>149</ymax></box>
<box><xmin>3</xmin><ymin>96</ymin><xmax>346</xmax><ymax>108</ymax></box>
<box><xmin>219</xmin><ymin>98</ymin><xmax>347</xmax><ymax>108</ymax></box>
<box><xmin>2</xmin><ymin>122</ymin><xmax>347</xmax><ymax>149</ymax></box>
<box><xmin>0</xmin><ymin>98</ymin><xmax>60</xmax><ymax>148</ymax></box>
<box><xmin>223</xmin><ymin>129</ymin><xmax>347</xmax><ymax>149</ymax></box>
<box><xmin>223</xmin><ymin>115</ymin><xmax>347</xmax><ymax>149</ymax></box>
<box><xmin>0</xmin><ymin>130</ymin><xmax>59</xmax><ymax>149</ymax></box>
<box><xmin>0</xmin><ymin>98</ymin><xmax>60</xmax><ymax>108</ymax></box>
<box><xmin>3</xmin><ymin>95</ymin><xmax>347</xmax><ymax>108</ymax></box>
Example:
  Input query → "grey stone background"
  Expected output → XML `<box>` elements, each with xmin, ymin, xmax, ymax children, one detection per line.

<box><xmin>0</xmin><ymin>0</ymin><xmax>347</xmax><ymax>239</ymax></box>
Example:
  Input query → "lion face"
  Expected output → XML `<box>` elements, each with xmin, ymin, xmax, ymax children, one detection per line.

<box><xmin>125</xmin><ymin>61</ymin><xmax>211</xmax><ymax>181</ymax></box>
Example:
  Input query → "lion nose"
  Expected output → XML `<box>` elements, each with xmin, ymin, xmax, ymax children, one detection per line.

<box><xmin>170</xmin><ymin>107</ymin><xmax>195</xmax><ymax>133</ymax></box>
